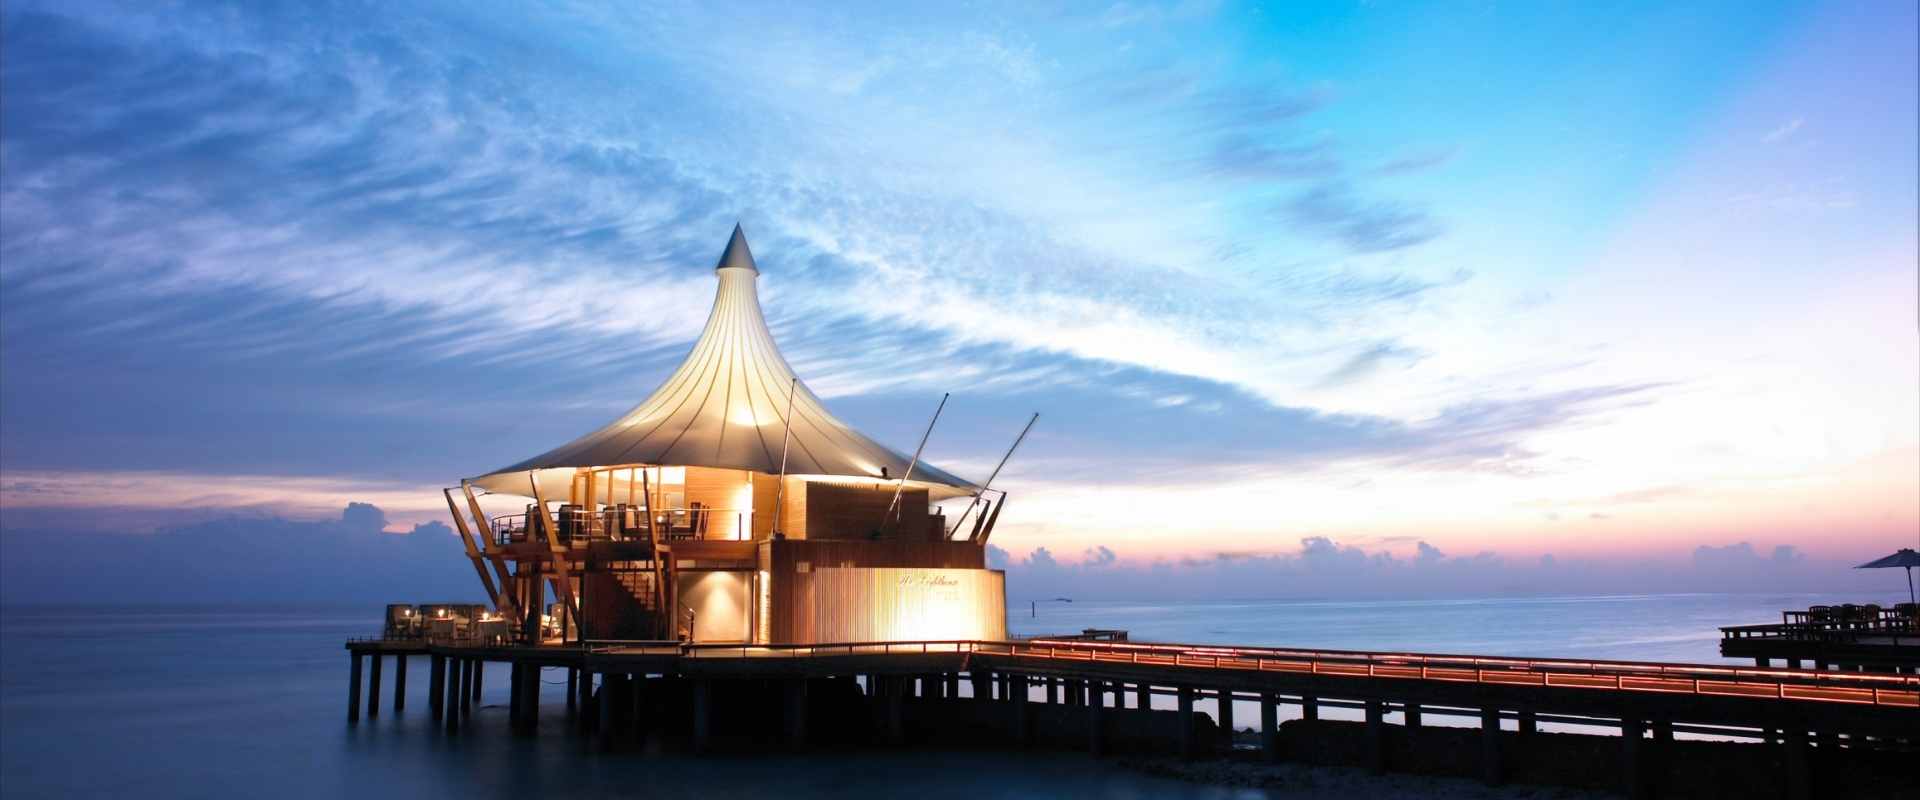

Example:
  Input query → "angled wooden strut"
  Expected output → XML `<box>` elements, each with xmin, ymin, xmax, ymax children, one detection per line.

<box><xmin>527</xmin><ymin>471</ymin><xmax>583</xmax><ymax>622</ymax></box>
<box><xmin>443</xmin><ymin>488</ymin><xmax>504</xmax><ymax>611</ymax></box>
<box><xmin>460</xmin><ymin>481</ymin><xmax>520</xmax><ymax>621</ymax></box>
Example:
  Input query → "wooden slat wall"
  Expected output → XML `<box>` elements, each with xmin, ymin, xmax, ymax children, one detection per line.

<box><xmin>762</xmin><ymin>539</ymin><xmax>990</xmax><ymax>642</ymax></box>
<box><xmin>797</xmin><ymin>568</ymin><xmax>1006</xmax><ymax>643</ymax></box>
<box><xmin>802</xmin><ymin>482</ymin><xmax>928</xmax><ymax>540</ymax></box>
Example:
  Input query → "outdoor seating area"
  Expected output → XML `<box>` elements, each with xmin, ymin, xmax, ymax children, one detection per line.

<box><xmin>1782</xmin><ymin>603</ymin><xmax>1919</xmax><ymax>632</ymax></box>
<box><xmin>490</xmin><ymin>502</ymin><xmax>729</xmax><ymax>546</ymax></box>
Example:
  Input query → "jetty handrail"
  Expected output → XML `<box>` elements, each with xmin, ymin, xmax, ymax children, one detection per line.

<box><xmin>990</xmin><ymin>639</ymin><xmax>1920</xmax><ymax>707</ymax></box>
<box><xmin>558</xmin><ymin>636</ymin><xmax>1920</xmax><ymax>707</ymax></box>
<box><xmin>1013</xmin><ymin>638</ymin><xmax>1920</xmax><ymax>688</ymax></box>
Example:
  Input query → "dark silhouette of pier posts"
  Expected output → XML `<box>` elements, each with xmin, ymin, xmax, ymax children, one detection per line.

<box><xmin>1011</xmin><ymin>673</ymin><xmax>1031</xmax><ymax>744</ymax></box>
<box><xmin>1621</xmin><ymin>717</ymin><xmax>1647</xmax><ymax>800</ymax></box>
<box><xmin>970</xmin><ymin>670</ymin><xmax>989</xmax><ymax>701</ymax></box>
<box><xmin>508</xmin><ymin>663</ymin><xmax>521</xmax><ymax>728</ymax></box>
<box><xmin>428</xmin><ymin>654</ymin><xmax>444</xmax><ymax>720</ymax></box>
<box><xmin>1260</xmin><ymin>692</ymin><xmax>1280</xmax><ymax>761</ymax></box>
<box><xmin>366</xmin><ymin>654</ymin><xmax>383</xmax><ymax>718</ymax></box>
<box><xmin>1176</xmin><ymin>686</ymin><xmax>1196</xmax><ymax>758</ymax></box>
<box><xmin>1479</xmin><ymin>706</ymin><xmax>1502</xmax><ymax>784</ymax></box>
<box><xmin>519</xmin><ymin>663</ymin><xmax>539</xmax><ymax>733</ymax></box>
<box><xmin>566</xmin><ymin>668</ymin><xmax>578</xmax><ymax>717</ymax></box>
<box><xmin>1301</xmin><ymin>694</ymin><xmax>1318</xmax><ymax>721</ymax></box>
<box><xmin>694</xmin><ymin>677</ymin><xmax>716</xmax><ymax>752</ymax></box>
<box><xmin>1136</xmin><ymin>682</ymin><xmax>1150</xmax><ymax>710</ymax></box>
<box><xmin>1087</xmin><ymin>679</ymin><xmax>1106</xmax><ymax>756</ymax></box>
<box><xmin>443</xmin><ymin>658</ymin><xmax>461</xmax><ymax>733</ymax></box>
<box><xmin>472</xmin><ymin>660</ymin><xmax>483</xmax><ymax>701</ymax></box>
<box><xmin>1404</xmin><ymin>702</ymin><xmax>1422</xmax><ymax>728</ymax></box>
<box><xmin>785</xmin><ymin>677</ymin><xmax>808</xmax><ymax>749</ymax></box>
<box><xmin>1784</xmin><ymin>726</ymin><xmax>1812</xmax><ymax>800</ymax></box>
<box><xmin>458</xmin><ymin>659</ymin><xmax>473</xmax><ymax>719</ymax></box>
<box><xmin>1217</xmin><ymin>689</ymin><xmax>1234</xmax><ymax>744</ymax></box>
<box><xmin>1517</xmin><ymin>709</ymin><xmax>1537</xmax><ymax>735</ymax></box>
<box><xmin>945</xmin><ymin>672</ymin><xmax>960</xmax><ymax>698</ymax></box>
<box><xmin>347</xmin><ymin>653</ymin><xmax>363</xmax><ymax>723</ymax></box>
<box><xmin>394</xmin><ymin>655</ymin><xmax>407</xmax><ymax>712</ymax></box>
<box><xmin>1366</xmin><ymin>699</ymin><xmax>1388</xmax><ymax>772</ymax></box>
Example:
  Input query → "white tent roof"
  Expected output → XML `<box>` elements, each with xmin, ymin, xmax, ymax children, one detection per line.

<box><xmin>470</xmin><ymin>225</ymin><xmax>978</xmax><ymax>500</ymax></box>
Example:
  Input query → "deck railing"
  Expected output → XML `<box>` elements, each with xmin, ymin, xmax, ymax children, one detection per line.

<box><xmin>560</xmin><ymin>636</ymin><xmax>1920</xmax><ymax>709</ymax></box>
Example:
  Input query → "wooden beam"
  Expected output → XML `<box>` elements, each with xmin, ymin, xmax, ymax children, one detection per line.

<box><xmin>527</xmin><ymin>472</ymin><xmax>582</xmax><ymax>623</ymax></box>
<box><xmin>461</xmin><ymin>481</ymin><xmax>521</xmax><ymax>621</ymax></box>
<box><xmin>443</xmin><ymin>488</ymin><xmax>504</xmax><ymax>611</ymax></box>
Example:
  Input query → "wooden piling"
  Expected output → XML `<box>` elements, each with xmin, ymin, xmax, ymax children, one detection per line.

<box><xmin>443</xmin><ymin>657</ymin><xmax>461</xmax><ymax>733</ymax></box>
<box><xmin>1217</xmin><ymin>689</ymin><xmax>1234</xmax><ymax>744</ymax></box>
<box><xmin>1088</xmin><ymin>679</ymin><xmax>1106</xmax><ymax>756</ymax></box>
<box><xmin>520</xmin><ymin>662</ymin><xmax>539</xmax><ymax>733</ymax></box>
<box><xmin>1621</xmin><ymin>717</ymin><xmax>1646</xmax><ymax>800</ymax></box>
<box><xmin>428</xmin><ymin>653</ymin><xmax>445</xmax><ymax>721</ymax></box>
<box><xmin>1136</xmin><ymin>682</ymin><xmax>1151</xmax><ymax>711</ymax></box>
<box><xmin>785</xmin><ymin>677</ymin><xmax>809</xmax><ymax>750</ymax></box>
<box><xmin>1404</xmin><ymin>702</ymin><xmax>1422</xmax><ymax>728</ymax></box>
<box><xmin>347</xmin><ymin>653</ymin><xmax>363</xmax><ymax>723</ymax></box>
<box><xmin>394</xmin><ymin>655</ymin><xmax>407</xmax><ymax>712</ymax></box>
<box><xmin>366</xmin><ymin>654</ymin><xmax>383</xmax><ymax>719</ymax></box>
<box><xmin>471</xmin><ymin>659</ymin><xmax>482</xmax><ymax>702</ymax></box>
<box><xmin>1479</xmin><ymin>706</ymin><xmax>1502</xmax><ymax>785</ymax></box>
<box><xmin>566</xmin><ymin>668</ymin><xmax>578</xmax><ymax>717</ymax></box>
<box><xmin>1784</xmin><ymin>725</ymin><xmax>1811</xmax><ymax>800</ymax></box>
<box><xmin>1367</xmin><ymin>699</ymin><xmax>1388</xmax><ymax>773</ymax></box>
<box><xmin>1301</xmin><ymin>694</ymin><xmax>1318</xmax><ymax>721</ymax></box>
<box><xmin>1260</xmin><ymin>692</ymin><xmax>1279</xmax><ymax>762</ymax></box>
<box><xmin>459</xmin><ymin>659</ymin><xmax>473</xmax><ymax>718</ymax></box>
<box><xmin>1517</xmin><ymin>709</ymin><xmax>1537</xmax><ymax>736</ymax></box>
<box><xmin>1011</xmin><ymin>674</ymin><xmax>1031</xmax><ymax>744</ymax></box>
<box><xmin>1177</xmin><ymin>686</ymin><xmax>1196</xmax><ymax>759</ymax></box>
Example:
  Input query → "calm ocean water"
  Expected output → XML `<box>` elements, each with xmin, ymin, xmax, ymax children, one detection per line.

<box><xmin>0</xmin><ymin>593</ymin><xmax>1867</xmax><ymax>798</ymax></box>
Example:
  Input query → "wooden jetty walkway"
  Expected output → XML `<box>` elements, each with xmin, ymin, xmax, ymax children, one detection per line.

<box><xmin>345</xmin><ymin>635</ymin><xmax>1917</xmax><ymax>800</ymax></box>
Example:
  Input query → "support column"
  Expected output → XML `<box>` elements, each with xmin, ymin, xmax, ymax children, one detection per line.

<box><xmin>508</xmin><ymin>662</ymin><xmax>522</xmax><ymax>729</ymax></box>
<box><xmin>443</xmin><ymin>657</ymin><xmax>461</xmax><ymax>733</ymax></box>
<box><xmin>1367</xmin><ymin>699</ymin><xmax>1388</xmax><ymax>773</ymax></box>
<box><xmin>394</xmin><ymin>655</ymin><xmax>408</xmax><ymax>712</ymax></box>
<box><xmin>1480</xmin><ymin>706</ymin><xmax>1502</xmax><ymax>785</ymax></box>
<box><xmin>1784</xmin><ymin>726</ymin><xmax>1811</xmax><ymax>800</ymax></box>
<box><xmin>1088</xmin><ymin>679</ymin><xmax>1105</xmax><ymax>756</ymax></box>
<box><xmin>459</xmin><ymin>659</ymin><xmax>473</xmax><ymax>719</ymax></box>
<box><xmin>367</xmin><ymin>654</ymin><xmax>383</xmax><ymax>719</ymax></box>
<box><xmin>1517</xmin><ymin>709</ymin><xmax>1537</xmax><ymax>736</ymax></box>
<box><xmin>1404</xmin><ymin>702</ymin><xmax>1422</xmax><ymax>729</ymax></box>
<box><xmin>520</xmin><ymin>662</ymin><xmax>539</xmax><ymax>733</ymax></box>
<box><xmin>1652</xmin><ymin>716</ymin><xmax>1673</xmax><ymax>794</ymax></box>
<box><xmin>692</xmin><ymin>677</ymin><xmax>712</xmax><ymax>753</ymax></box>
<box><xmin>945</xmin><ymin>672</ymin><xmax>960</xmax><ymax>699</ymax></box>
<box><xmin>1217</xmin><ymin>689</ymin><xmax>1234</xmax><ymax>746</ymax></box>
<box><xmin>472</xmin><ymin>659</ymin><xmax>483</xmax><ymax>702</ymax></box>
<box><xmin>1177</xmin><ymin>686</ymin><xmax>1196</xmax><ymax>759</ymax></box>
<box><xmin>884</xmin><ymin>676</ymin><xmax>905</xmax><ymax>745</ymax></box>
<box><xmin>1301</xmin><ymin>694</ymin><xmax>1318</xmax><ymax>722</ymax></box>
<box><xmin>596</xmin><ymin>674</ymin><xmax>614</xmax><ymax>748</ymax></box>
<box><xmin>970</xmin><ymin>670</ymin><xmax>990</xmax><ymax>702</ymax></box>
<box><xmin>567</xmin><ymin>668</ymin><xmax>579</xmax><ymax>717</ymax></box>
<box><xmin>347</xmin><ymin>653</ymin><xmax>364</xmax><ymax>723</ymax></box>
<box><xmin>1260</xmin><ymin>692</ymin><xmax>1280</xmax><ymax>762</ymax></box>
<box><xmin>1011</xmin><ymin>674</ymin><xmax>1031</xmax><ymax>744</ymax></box>
<box><xmin>1621</xmin><ymin>717</ymin><xmax>1646</xmax><ymax>800</ymax></box>
<box><xmin>1755</xmin><ymin>656</ymin><xmax>1769</xmax><ymax>667</ymax></box>
<box><xmin>1050</xmin><ymin>677</ymin><xmax>1062</xmax><ymax>705</ymax></box>
<box><xmin>784</xmin><ymin>677</ymin><xmax>809</xmax><ymax>749</ymax></box>
<box><xmin>1136</xmin><ymin>682</ymin><xmax>1151</xmax><ymax>711</ymax></box>
<box><xmin>428</xmin><ymin>653</ymin><xmax>445</xmax><ymax>721</ymax></box>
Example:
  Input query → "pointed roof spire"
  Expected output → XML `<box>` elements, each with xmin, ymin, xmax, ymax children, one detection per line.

<box><xmin>715</xmin><ymin>223</ymin><xmax>758</xmax><ymax>273</ymax></box>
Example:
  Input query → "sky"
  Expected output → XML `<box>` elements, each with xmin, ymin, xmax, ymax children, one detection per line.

<box><xmin>1</xmin><ymin>1</ymin><xmax>1915</xmax><ymax>602</ymax></box>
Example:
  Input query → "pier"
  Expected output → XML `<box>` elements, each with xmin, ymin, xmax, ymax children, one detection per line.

<box><xmin>1720</xmin><ymin>603</ymin><xmax>1919</xmax><ymax>672</ymax></box>
<box><xmin>345</xmin><ymin>634</ymin><xmax>1918</xmax><ymax>800</ymax></box>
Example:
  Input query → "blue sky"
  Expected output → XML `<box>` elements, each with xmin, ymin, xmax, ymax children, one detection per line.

<box><xmin>1</xmin><ymin>1</ymin><xmax>1915</xmax><ymax>599</ymax></box>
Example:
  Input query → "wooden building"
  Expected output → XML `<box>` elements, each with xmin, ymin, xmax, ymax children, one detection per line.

<box><xmin>440</xmin><ymin>226</ymin><xmax>1009</xmax><ymax>645</ymax></box>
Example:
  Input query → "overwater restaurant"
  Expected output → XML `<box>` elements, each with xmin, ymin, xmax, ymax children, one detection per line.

<box><xmin>440</xmin><ymin>227</ymin><xmax>1010</xmax><ymax>646</ymax></box>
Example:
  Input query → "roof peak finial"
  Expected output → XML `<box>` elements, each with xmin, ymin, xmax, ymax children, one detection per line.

<box><xmin>715</xmin><ymin>223</ymin><xmax>758</xmax><ymax>273</ymax></box>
